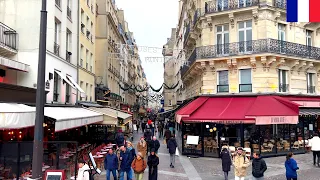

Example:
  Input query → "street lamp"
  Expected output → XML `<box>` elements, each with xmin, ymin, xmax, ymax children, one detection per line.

<box><xmin>31</xmin><ymin>0</ymin><xmax>47</xmax><ymax>179</ymax></box>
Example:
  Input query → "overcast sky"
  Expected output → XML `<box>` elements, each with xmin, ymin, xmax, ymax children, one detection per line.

<box><xmin>116</xmin><ymin>0</ymin><xmax>179</xmax><ymax>89</ymax></box>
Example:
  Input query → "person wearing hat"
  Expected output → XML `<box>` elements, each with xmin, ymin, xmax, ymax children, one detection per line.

<box><xmin>233</xmin><ymin>147</ymin><xmax>250</xmax><ymax>180</ymax></box>
<box><xmin>147</xmin><ymin>148</ymin><xmax>159</xmax><ymax>180</ymax></box>
<box><xmin>77</xmin><ymin>160</ymin><xmax>90</xmax><ymax>180</ymax></box>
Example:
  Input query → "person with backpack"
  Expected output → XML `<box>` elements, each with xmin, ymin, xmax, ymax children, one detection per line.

<box><xmin>285</xmin><ymin>152</ymin><xmax>299</xmax><ymax>180</ymax></box>
<box><xmin>252</xmin><ymin>152</ymin><xmax>267</xmax><ymax>180</ymax></box>
<box><xmin>167</xmin><ymin>134</ymin><xmax>178</xmax><ymax>168</ymax></box>
<box><xmin>233</xmin><ymin>147</ymin><xmax>250</xmax><ymax>180</ymax></box>
<box><xmin>77</xmin><ymin>160</ymin><xmax>91</xmax><ymax>180</ymax></box>
<box><xmin>220</xmin><ymin>146</ymin><xmax>231</xmax><ymax>180</ymax></box>
<box><xmin>104</xmin><ymin>149</ymin><xmax>118</xmax><ymax>180</ymax></box>
<box><xmin>131</xmin><ymin>152</ymin><xmax>147</xmax><ymax>180</ymax></box>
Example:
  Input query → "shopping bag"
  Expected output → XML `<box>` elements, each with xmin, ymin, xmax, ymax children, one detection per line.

<box><xmin>163</xmin><ymin>139</ymin><xmax>166</xmax><ymax>145</ymax></box>
<box><xmin>175</xmin><ymin>147</ymin><xmax>180</xmax><ymax>156</ymax></box>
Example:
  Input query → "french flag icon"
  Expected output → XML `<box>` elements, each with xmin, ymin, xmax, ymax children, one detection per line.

<box><xmin>287</xmin><ymin>0</ymin><xmax>320</xmax><ymax>22</ymax></box>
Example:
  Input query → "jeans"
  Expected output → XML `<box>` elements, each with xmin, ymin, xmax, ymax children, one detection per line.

<box><xmin>170</xmin><ymin>154</ymin><xmax>175</xmax><ymax>166</ymax></box>
<box><xmin>223</xmin><ymin>171</ymin><xmax>228</xmax><ymax>180</ymax></box>
<box><xmin>120</xmin><ymin>168</ymin><xmax>133</xmax><ymax>180</ymax></box>
<box><xmin>253</xmin><ymin>177</ymin><xmax>264</xmax><ymax>180</ymax></box>
<box><xmin>235</xmin><ymin>176</ymin><xmax>244</xmax><ymax>180</ymax></box>
<box><xmin>286</xmin><ymin>178</ymin><xmax>297</xmax><ymax>180</ymax></box>
<box><xmin>134</xmin><ymin>173</ymin><xmax>143</xmax><ymax>180</ymax></box>
<box><xmin>106</xmin><ymin>169</ymin><xmax>117</xmax><ymax>180</ymax></box>
<box><xmin>312</xmin><ymin>151</ymin><xmax>320</xmax><ymax>165</ymax></box>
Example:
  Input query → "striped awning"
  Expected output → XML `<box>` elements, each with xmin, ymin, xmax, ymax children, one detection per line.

<box><xmin>299</xmin><ymin>108</ymin><xmax>320</xmax><ymax>116</ymax></box>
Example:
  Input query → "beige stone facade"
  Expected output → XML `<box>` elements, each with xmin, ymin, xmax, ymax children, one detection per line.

<box><xmin>174</xmin><ymin>0</ymin><xmax>320</xmax><ymax>100</ymax></box>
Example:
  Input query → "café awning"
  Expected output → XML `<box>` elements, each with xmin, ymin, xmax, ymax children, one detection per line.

<box><xmin>44</xmin><ymin>107</ymin><xmax>103</xmax><ymax>132</ymax></box>
<box><xmin>299</xmin><ymin>108</ymin><xmax>320</xmax><ymax>116</ymax></box>
<box><xmin>0</xmin><ymin>103</ymin><xmax>35</xmax><ymax>129</ymax></box>
<box><xmin>88</xmin><ymin>107</ymin><xmax>118</xmax><ymax>125</ymax></box>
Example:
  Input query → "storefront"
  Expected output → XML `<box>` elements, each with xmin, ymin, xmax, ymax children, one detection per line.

<box><xmin>175</xmin><ymin>95</ymin><xmax>318</xmax><ymax>158</ymax></box>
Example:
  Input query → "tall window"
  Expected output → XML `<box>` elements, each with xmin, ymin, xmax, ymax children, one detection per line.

<box><xmin>80</xmin><ymin>81</ymin><xmax>84</xmax><ymax>100</ymax></box>
<box><xmin>90</xmin><ymin>84</ymin><xmax>93</xmax><ymax>101</ymax></box>
<box><xmin>66</xmin><ymin>30</ymin><xmax>72</xmax><ymax>62</ymax></box>
<box><xmin>85</xmin><ymin>83</ymin><xmax>89</xmax><ymax>101</ymax></box>
<box><xmin>307</xmin><ymin>73</ymin><xmax>315</xmax><ymax>93</ymax></box>
<box><xmin>80</xmin><ymin>45</ymin><xmax>84</xmax><ymax>67</ymax></box>
<box><xmin>67</xmin><ymin>0</ymin><xmax>72</xmax><ymax>19</ymax></box>
<box><xmin>278</xmin><ymin>23</ymin><xmax>286</xmax><ymax>53</ymax></box>
<box><xmin>54</xmin><ymin>21</ymin><xmax>61</xmax><ymax>56</ymax></box>
<box><xmin>239</xmin><ymin>69</ymin><xmax>252</xmax><ymax>92</ymax></box>
<box><xmin>238</xmin><ymin>20</ymin><xmax>252</xmax><ymax>52</ymax></box>
<box><xmin>66</xmin><ymin>84</ymin><xmax>70</xmax><ymax>103</ymax></box>
<box><xmin>217</xmin><ymin>70</ymin><xmax>229</xmax><ymax>93</ymax></box>
<box><xmin>91</xmin><ymin>22</ymin><xmax>94</xmax><ymax>42</ymax></box>
<box><xmin>216</xmin><ymin>24</ymin><xmax>229</xmax><ymax>55</ymax></box>
<box><xmin>90</xmin><ymin>53</ymin><xmax>93</xmax><ymax>72</ymax></box>
<box><xmin>53</xmin><ymin>72</ymin><xmax>60</xmax><ymax>102</ymax></box>
<box><xmin>278</xmin><ymin>69</ymin><xmax>288</xmax><ymax>92</ymax></box>
<box><xmin>239</xmin><ymin>0</ymin><xmax>253</xmax><ymax>8</ymax></box>
<box><xmin>86</xmin><ymin>49</ymin><xmax>89</xmax><ymax>70</ymax></box>
<box><xmin>306</xmin><ymin>30</ymin><xmax>312</xmax><ymax>46</ymax></box>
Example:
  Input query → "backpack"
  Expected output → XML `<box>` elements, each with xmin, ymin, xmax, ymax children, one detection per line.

<box><xmin>83</xmin><ymin>169</ymin><xmax>94</xmax><ymax>180</ymax></box>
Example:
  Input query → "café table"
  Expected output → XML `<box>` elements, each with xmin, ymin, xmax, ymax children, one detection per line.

<box><xmin>92</xmin><ymin>155</ymin><xmax>103</xmax><ymax>158</ymax></box>
<box><xmin>101</xmin><ymin>149</ymin><xmax>109</xmax><ymax>152</ymax></box>
<box><xmin>100</xmin><ymin>152</ymin><xmax>107</xmax><ymax>155</ymax></box>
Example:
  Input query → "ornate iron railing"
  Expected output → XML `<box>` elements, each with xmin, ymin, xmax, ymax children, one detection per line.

<box><xmin>0</xmin><ymin>22</ymin><xmax>17</xmax><ymax>50</ymax></box>
<box><xmin>274</xmin><ymin>0</ymin><xmax>286</xmax><ymax>9</ymax></box>
<box><xmin>279</xmin><ymin>83</ymin><xmax>289</xmax><ymax>92</ymax></box>
<box><xmin>205</xmin><ymin>0</ymin><xmax>260</xmax><ymax>14</ymax></box>
<box><xmin>184</xmin><ymin>23</ymin><xmax>190</xmax><ymax>43</ymax></box>
<box><xmin>307</xmin><ymin>85</ymin><xmax>316</xmax><ymax>94</ymax></box>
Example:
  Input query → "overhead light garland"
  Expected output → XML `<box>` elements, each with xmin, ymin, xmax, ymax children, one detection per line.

<box><xmin>118</xmin><ymin>82</ymin><xmax>179</xmax><ymax>93</ymax></box>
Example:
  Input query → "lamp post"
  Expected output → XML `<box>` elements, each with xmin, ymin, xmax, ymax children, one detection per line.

<box><xmin>31</xmin><ymin>0</ymin><xmax>47</xmax><ymax>179</ymax></box>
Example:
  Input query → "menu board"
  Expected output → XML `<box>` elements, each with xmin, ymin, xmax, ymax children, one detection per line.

<box><xmin>44</xmin><ymin>170</ymin><xmax>65</xmax><ymax>180</ymax></box>
<box><xmin>186</xmin><ymin>135</ymin><xmax>199</xmax><ymax>145</ymax></box>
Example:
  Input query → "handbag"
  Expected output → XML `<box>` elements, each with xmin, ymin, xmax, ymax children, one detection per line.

<box><xmin>175</xmin><ymin>147</ymin><xmax>179</xmax><ymax>156</ymax></box>
<box><xmin>163</xmin><ymin>139</ymin><xmax>166</xmax><ymax>144</ymax></box>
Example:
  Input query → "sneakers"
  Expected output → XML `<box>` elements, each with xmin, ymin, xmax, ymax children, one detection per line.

<box><xmin>170</xmin><ymin>164</ymin><xmax>174</xmax><ymax>168</ymax></box>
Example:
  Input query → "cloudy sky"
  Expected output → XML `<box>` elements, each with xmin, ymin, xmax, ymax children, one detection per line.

<box><xmin>116</xmin><ymin>0</ymin><xmax>179</xmax><ymax>89</ymax></box>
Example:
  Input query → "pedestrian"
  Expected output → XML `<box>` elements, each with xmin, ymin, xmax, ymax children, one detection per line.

<box><xmin>141</xmin><ymin>121</ymin><xmax>146</xmax><ymax>133</ymax></box>
<box><xmin>158</xmin><ymin>122</ymin><xmax>163</xmax><ymax>138</ymax></box>
<box><xmin>309</xmin><ymin>133</ymin><xmax>320</xmax><ymax>167</ymax></box>
<box><xmin>149</xmin><ymin>136</ymin><xmax>160</xmax><ymax>154</ymax></box>
<box><xmin>77</xmin><ymin>160</ymin><xmax>90</xmax><ymax>180</ymax></box>
<box><xmin>220</xmin><ymin>146</ymin><xmax>231</xmax><ymax>180</ymax></box>
<box><xmin>164</xmin><ymin>128</ymin><xmax>171</xmax><ymax>144</ymax></box>
<box><xmin>167</xmin><ymin>134</ymin><xmax>178</xmax><ymax>168</ymax></box>
<box><xmin>126</xmin><ymin>141</ymin><xmax>137</xmax><ymax>160</ymax></box>
<box><xmin>233</xmin><ymin>147</ymin><xmax>250</xmax><ymax>180</ymax></box>
<box><xmin>116</xmin><ymin>130</ymin><xmax>125</xmax><ymax>147</ymax></box>
<box><xmin>104</xmin><ymin>149</ymin><xmax>118</xmax><ymax>180</ymax></box>
<box><xmin>137</xmin><ymin>137</ymin><xmax>148</xmax><ymax>158</ymax></box>
<box><xmin>131</xmin><ymin>152</ymin><xmax>147</xmax><ymax>180</ymax></box>
<box><xmin>119</xmin><ymin>146</ymin><xmax>133</xmax><ymax>180</ymax></box>
<box><xmin>136</xmin><ymin>122</ymin><xmax>140</xmax><ymax>132</ymax></box>
<box><xmin>285</xmin><ymin>152</ymin><xmax>299</xmax><ymax>180</ymax></box>
<box><xmin>147</xmin><ymin>148</ymin><xmax>159</xmax><ymax>180</ymax></box>
<box><xmin>252</xmin><ymin>152</ymin><xmax>267</xmax><ymax>180</ymax></box>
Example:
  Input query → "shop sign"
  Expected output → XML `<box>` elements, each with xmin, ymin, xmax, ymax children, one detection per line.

<box><xmin>255</xmin><ymin>116</ymin><xmax>298</xmax><ymax>125</ymax></box>
<box><xmin>216</xmin><ymin>120</ymin><xmax>245</xmax><ymax>124</ymax></box>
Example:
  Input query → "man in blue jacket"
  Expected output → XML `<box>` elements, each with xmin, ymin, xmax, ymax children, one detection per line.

<box><xmin>104</xmin><ymin>149</ymin><xmax>118</xmax><ymax>180</ymax></box>
<box><xmin>119</xmin><ymin>146</ymin><xmax>134</xmax><ymax>180</ymax></box>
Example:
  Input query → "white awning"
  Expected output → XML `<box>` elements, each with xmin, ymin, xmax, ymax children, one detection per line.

<box><xmin>66</xmin><ymin>75</ymin><xmax>85</xmax><ymax>94</ymax></box>
<box><xmin>54</xmin><ymin>70</ymin><xmax>76</xmax><ymax>89</ymax></box>
<box><xmin>117</xmin><ymin>111</ymin><xmax>132</xmax><ymax>120</ymax></box>
<box><xmin>88</xmin><ymin>107</ymin><xmax>118</xmax><ymax>125</ymax></box>
<box><xmin>0</xmin><ymin>103</ymin><xmax>35</xmax><ymax>129</ymax></box>
<box><xmin>0</xmin><ymin>56</ymin><xmax>29</xmax><ymax>72</ymax></box>
<box><xmin>44</xmin><ymin>107</ymin><xmax>103</xmax><ymax>132</ymax></box>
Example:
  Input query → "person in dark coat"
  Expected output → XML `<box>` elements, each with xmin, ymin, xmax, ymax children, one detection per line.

<box><xmin>164</xmin><ymin>129</ymin><xmax>171</xmax><ymax>144</ymax></box>
<box><xmin>104</xmin><ymin>149</ymin><xmax>118</xmax><ymax>180</ymax></box>
<box><xmin>116</xmin><ymin>130</ymin><xmax>125</xmax><ymax>146</ymax></box>
<box><xmin>147</xmin><ymin>148</ymin><xmax>159</xmax><ymax>180</ymax></box>
<box><xmin>252</xmin><ymin>152</ymin><xmax>267</xmax><ymax>180</ymax></box>
<box><xmin>167</xmin><ymin>135</ymin><xmax>178</xmax><ymax>168</ymax></box>
<box><xmin>148</xmin><ymin>136</ymin><xmax>160</xmax><ymax>154</ymax></box>
<box><xmin>119</xmin><ymin>146</ymin><xmax>133</xmax><ymax>180</ymax></box>
<box><xmin>220</xmin><ymin>146</ymin><xmax>231</xmax><ymax>180</ymax></box>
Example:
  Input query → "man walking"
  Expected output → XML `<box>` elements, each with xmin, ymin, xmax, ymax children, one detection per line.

<box><xmin>309</xmin><ymin>133</ymin><xmax>320</xmax><ymax>166</ymax></box>
<box><xmin>119</xmin><ymin>146</ymin><xmax>133</xmax><ymax>180</ymax></box>
<box><xmin>104</xmin><ymin>149</ymin><xmax>118</xmax><ymax>180</ymax></box>
<box><xmin>252</xmin><ymin>152</ymin><xmax>267</xmax><ymax>180</ymax></box>
<box><xmin>158</xmin><ymin>122</ymin><xmax>164</xmax><ymax>139</ymax></box>
<box><xmin>149</xmin><ymin>136</ymin><xmax>160</xmax><ymax>154</ymax></box>
<box><xmin>233</xmin><ymin>147</ymin><xmax>250</xmax><ymax>180</ymax></box>
<box><xmin>167</xmin><ymin>135</ymin><xmax>178</xmax><ymax>168</ymax></box>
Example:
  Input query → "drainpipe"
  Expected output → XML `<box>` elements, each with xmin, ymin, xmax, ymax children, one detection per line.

<box><xmin>76</xmin><ymin>0</ymin><xmax>80</xmax><ymax>103</ymax></box>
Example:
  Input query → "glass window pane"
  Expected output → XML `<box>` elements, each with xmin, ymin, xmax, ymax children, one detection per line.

<box><xmin>281</xmin><ymin>70</ymin><xmax>287</xmax><ymax>84</ymax></box>
<box><xmin>240</xmin><ymin>69</ymin><xmax>251</xmax><ymax>84</ymax></box>
<box><xmin>219</xmin><ymin>71</ymin><xmax>229</xmax><ymax>85</ymax></box>
<box><xmin>239</xmin><ymin>22</ymin><xmax>244</xmax><ymax>29</ymax></box>
<box><xmin>239</xmin><ymin>31</ymin><xmax>244</xmax><ymax>41</ymax></box>
<box><xmin>246</xmin><ymin>20</ymin><xmax>252</xmax><ymax>28</ymax></box>
<box><xmin>224</xmin><ymin>24</ymin><xmax>229</xmax><ymax>31</ymax></box>
<box><xmin>224</xmin><ymin>33</ymin><xmax>229</xmax><ymax>43</ymax></box>
<box><xmin>217</xmin><ymin>34</ymin><xmax>222</xmax><ymax>44</ymax></box>
<box><xmin>246</xmin><ymin>30</ymin><xmax>252</xmax><ymax>41</ymax></box>
<box><xmin>217</xmin><ymin>26</ymin><xmax>222</xmax><ymax>32</ymax></box>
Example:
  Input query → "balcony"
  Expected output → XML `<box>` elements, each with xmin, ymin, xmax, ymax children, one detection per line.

<box><xmin>67</xmin><ymin>6</ymin><xmax>72</xmax><ymax>19</ymax></box>
<box><xmin>184</xmin><ymin>23</ymin><xmax>190</xmax><ymax>43</ymax></box>
<box><xmin>0</xmin><ymin>22</ymin><xmax>17</xmax><ymax>52</ymax></box>
<box><xmin>274</xmin><ymin>0</ymin><xmax>286</xmax><ymax>9</ymax></box>
<box><xmin>279</xmin><ymin>83</ymin><xmax>289</xmax><ymax>92</ymax></box>
<box><xmin>53</xmin><ymin>42</ymin><xmax>60</xmax><ymax>56</ymax></box>
<box><xmin>66</xmin><ymin>51</ymin><xmax>71</xmax><ymax>62</ymax></box>
<box><xmin>307</xmin><ymin>85</ymin><xmax>316</xmax><ymax>94</ymax></box>
<box><xmin>239</xmin><ymin>84</ymin><xmax>252</xmax><ymax>92</ymax></box>
<box><xmin>205</xmin><ymin>0</ymin><xmax>259</xmax><ymax>14</ymax></box>
<box><xmin>217</xmin><ymin>85</ymin><xmax>229</xmax><ymax>93</ymax></box>
<box><xmin>55</xmin><ymin>0</ymin><xmax>61</xmax><ymax>7</ymax></box>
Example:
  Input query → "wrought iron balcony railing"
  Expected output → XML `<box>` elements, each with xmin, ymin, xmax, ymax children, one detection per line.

<box><xmin>180</xmin><ymin>49</ymin><xmax>196</xmax><ymax>77</ymax></box>
<box><xmin>54</xmin><ymin>42</ymin><xmax>60</xmax><ymax>56</ymax></box>
<box><xmin>274</xmin><ymin>0</ymin><xmax>286</xmax><ymax>9</ymax></box>
<box><xmin>307</xmin><ymin>85</ymin><xmax>316</xmax><ymax>94</ymax></box>
<box><xmin>0</xmin><ymin>22</ymin><xmax>17</xmax><ymax>50</ymax></box>
<box><xmin>184</xmin><ymin>23</ymin><xmax>190</xmax><ymax>43</ymax></box>
<box><xmin>279</xmin><ymin>83</ymin><xmax>289</xmax><ymax>92</ymax></box>
<box><xmin>217</xmin><ymin>85</ymin><xmax>229</xmax><ymax>93</ymax></box>
<box><xmin>239</xmin><ymin>84</ymin><xmax>252</xmax><ymax>92</ymax></box>
<box><xmin>205</xmin><ymin>0</ymin><xmax>260</xmax><ymax>14</ymax></box>
<box><xmin>67</xmin><ymin>6</ymin><xmax>72</xmax><ymax>19</ymax></box>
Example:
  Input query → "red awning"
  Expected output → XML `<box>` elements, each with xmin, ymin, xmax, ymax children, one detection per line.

<box><xmin>177</xmin><ymin>96</ymin><xmax>300</xmax><ymax>125</ymax></box>
<box><xmin>283</xmin><ymin>96</ymin><xmax>320</xmax><ymax>108</ymax></box>
<box><xmin>175</xmin><ymin>97</ymin><xmax>209</xmax><ymax>123</ymax></box>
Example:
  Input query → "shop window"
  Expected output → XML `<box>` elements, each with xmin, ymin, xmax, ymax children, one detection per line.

<box><xmin>203</xmin><ymin>123</ymin><xmax>219</xmax><ymax>157</ymax></box>
<box><xmin>182</xmin><ymin>123</ymin><xmax>202</xmax><ymax>156</ymax></box>
<box><xmin>278</xmin><ymin>69</ymin><xmax>288</xmax><ymax>92</ymax></box>
<box><xmin>217</xmin><ymin>70</ymin><xmax>229</xmax><ymax>93</ymax></box>
<box><xmin>239</xmin><ymin>69</ymin><xmax>252</xmax><ymax>92</ymax></box>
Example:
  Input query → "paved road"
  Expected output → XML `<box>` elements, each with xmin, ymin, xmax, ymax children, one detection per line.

<box><xmin>97</xmin><ymin>130</ymin><xmax>320</xmax><ymax>180</ymax></box>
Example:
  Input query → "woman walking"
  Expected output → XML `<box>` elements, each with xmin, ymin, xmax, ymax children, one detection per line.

<box><xmin>220</xmin><ymin>146</ymin><xmax>232</xmax><ymax>180</ymax></box>
<box><xmin>285</xmin><ymin>152</ymin><xmax>299</xmax><ymax>180</ymax></box>
<box><xmin>131</xmin><ymin>152</ymin><xmax>147</xmax><ymax>180</ymax></box>
<box><xmin>147</xmin><ymin>148</ymin><xmax>159</xmax><ymax>180</ymax></box>
<box><xmin>137</xmin><ymin>137</ymin><xmax>148</xmax><ymax>158</ymax></box>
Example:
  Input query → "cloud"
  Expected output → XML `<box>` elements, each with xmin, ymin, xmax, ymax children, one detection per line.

<box><xmin>115</xmin><ymin>0</ymin><xmax>179</xmax><ymax>89</ymax></box>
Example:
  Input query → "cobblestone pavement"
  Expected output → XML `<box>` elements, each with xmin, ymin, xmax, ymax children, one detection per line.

<box><xmin>96</xmin><ymin>130</ymin><xmax>320</xmax><ymax>180</ymax></box>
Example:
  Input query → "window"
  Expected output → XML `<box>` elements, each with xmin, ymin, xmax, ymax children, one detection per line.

<box><xmin>55</xmin><ymin>0</ymin><xmax>61</xmax><ymax>7</ymax></box>
<box><xmin>278</xmin><ymin>69</ymin><xmax>288</xmax><ymax>92</ymax></box>
<box><xmin>91</xmin><ymin>22</ymin><xmax>94</xmax><ymax>42</ymax></box>
<box><xmin>217</xmin><ymin>70</ymin><xmax>229</xmax><ymax>93</ymax></box>
<box><xmin>306</xmin><ymin>30</ymin><xmax>312</xmax><ymax>46</ymax></box>
<box><xmin>307</xmin><ymin>73</ymin><xmax>315</xmax><ymax>93</ymax></box>
<box><xmin>90</xmin><ymin>53</ymin><xmax>93</xmax><ymax>72</ymax></box>
<box><xmin>66</xmin><ymin>30</ymin><xmax>72</xmax><ymax>62</ymax></box>
<box><xmin>86</xmin><ymin>49</ymin><xmax>89</xmax><ymax>70</ymax></box>
<box><xmin>54</xmin><ymin>21</ymin><xmax>61</xmax><ymax>56</ymax></box>
<box><xmin>216</xmin><ymin>24</ymin><xmax>229</xmax><ymax>54</ymax></box>
<box><xmin>239</xmin><ymin>69</ymin><xmax>252</xmax><ymax>92</ymax></box>
<box><xmin>66</xmin><ymin>84</ymin><xmax>71</xmax><ymax>103</ymax></box>
<box><xmin>67</xmin><ymin>0</ymin><xmax>72</xmax><ymax>19</ymax></box>
<box><xmin>86</xmin><ymin>17</ymin><xmax>90</xmax><ymax>39</ymax></box>
<box><xmin>53</xmin><ymin>72</ymin><xmax>60</xmax><ymax>102</ymax></box>
<box><xmin>85</xmin><ymin>83</ymin><xmax>88</xmax><ymax>101</ymax></box>
<box><xmin>80</xmin><ymin>45</ymin><xmax>84</xmax><ymax>67</ymax></box>
<box><xmin>80</xmin><ymin>81</ymin><xmax>84</xmax><ymax>100</ymax></box>
<box><xmin>90</xmin><ymin>84</ymin><xmax>93</xmax><ymax>101</ymax></box>
<box><xmin>239</xmin><ymin>0</ymin><xmax>253</xmax><ymax>8</ymax></box>
<box><xmin>238</xmin><ymin>21</ymin><xmax>252</xmax><ymax>52</ymax></box>
<box><xmin>278</xmin><ymin>23</ymin><xmax>286</xmax><ymax>53</ymax></box>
